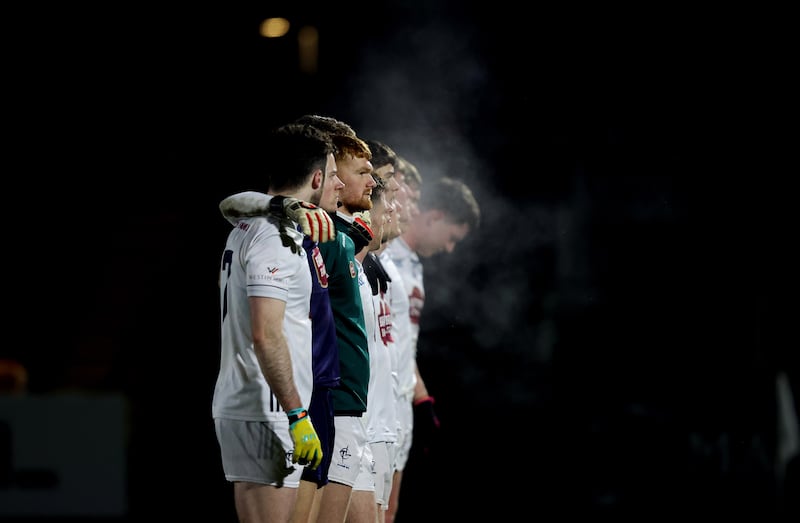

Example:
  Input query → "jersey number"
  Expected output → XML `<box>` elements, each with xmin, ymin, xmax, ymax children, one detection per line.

<box><xmin>221</xmin><ymin>249</ymin><xmax>233</xmax><ymax>320</ymax></box>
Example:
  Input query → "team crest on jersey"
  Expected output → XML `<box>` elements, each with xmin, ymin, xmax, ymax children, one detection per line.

<box><xmin>310</xmin><ymin>246</ymin><xmax>328</xmax><ymax>287</ymax></box>
<box><xmin>378</xmin><ymin>298</ymin><xmax>393</xmax><ymax>344</ymax></box>
<box><xmin>349</xmin><ymin>261</ymin><xmax>356</xmax><ymax>278</ymax></box>
<box><xmin>409</xmin><ymin>286</ymin><xmax>424</xmax><ymax>325</ymax></box>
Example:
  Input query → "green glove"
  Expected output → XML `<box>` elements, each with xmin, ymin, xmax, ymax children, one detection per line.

<box><xmin>287</xmin><ymin>408</ymin><xmax>323</xmax><ymax>470</ymax></box>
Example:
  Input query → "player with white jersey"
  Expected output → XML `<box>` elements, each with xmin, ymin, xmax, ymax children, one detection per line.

<box><xmin>380</xmin><ymin>158</ymin><xmax>422</xmax><ymax>478</ymax></box>
<box><xmin>216</xmin><ymin>161</ymin><xmax>344</xmax><ymax>523</ymax></box>
<box><xmin>212</xmin><ymin>123</ymin><xmax>329</xmax><ymax>522</ymax></box>
<box><xmin>378</xmin><ymin>248</ymin><xmax>411</xmax><ymax>465</ymax></box>
<box><xmin>349</xmin><ymin>176</ymin><xmax>399</xmax><ymax>522</ymax></box>
<box><xmin>214</xmin><ymin>214</ymin><xmax>314</xmax><ymax>422</ymax></box>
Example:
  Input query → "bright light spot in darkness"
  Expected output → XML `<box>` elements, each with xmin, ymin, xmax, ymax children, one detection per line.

<box><xmin>261</xmin><ymin>18</ymin><xmax>290</xmax><ymax>38</ymax></box>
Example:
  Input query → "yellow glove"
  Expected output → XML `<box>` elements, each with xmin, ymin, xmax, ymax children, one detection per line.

<box><xmin>287</xmin><ymin>408</ymin><xmax>323</xmax><ymax>470</ymax></box>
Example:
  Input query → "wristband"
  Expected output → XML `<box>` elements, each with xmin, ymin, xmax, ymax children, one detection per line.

<box><xmin>287</xmin><ymin>407</ymin><xmax>309</xmax><ymax>427</ymax></box>
<box><xmin>269</xmin><ymin>195</ymin><xmax>287</xmax><ymax>215</ymax></box>
<box><xmin>414</xmin><ymin>395</ymin><xmax>434</xmax><ymax>406</ymax></box>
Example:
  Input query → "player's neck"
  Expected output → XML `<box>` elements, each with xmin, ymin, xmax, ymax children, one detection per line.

<box><xmin>354</xmin><ymin>246</ymin><xmax>369</xmax><ymax>263</ymax></box>
<box><xmin>400</xmin><ymin>230</ymin><xmax>417</xmax><ymax>253</ymax></box>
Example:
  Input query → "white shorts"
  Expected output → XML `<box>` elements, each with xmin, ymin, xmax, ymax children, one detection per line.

<box><xmin>326</xmin><ymin>415</ymin><xmax>369</xmax><ymax>487</ymax></box>
<box><xmin>214</xmin><ymin>417</ymin><xmax>301</xmax><ymax>488</ymax></box>
<box><xmin>357</xmin><ymin>441</ymin><xmax>395</xmax><ymax>507</ymax></box>
<box><xmin>352</xmin><ymin>442</ymin><xmax>375</xmax><ymax>492</ymax></box>
<box><xmin>394</xmin><ymin>397</ymin><xmax>413</xmax><ymax>471</ymax></box>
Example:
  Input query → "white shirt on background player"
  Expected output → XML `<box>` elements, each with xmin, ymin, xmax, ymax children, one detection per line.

<box><xmin>363</xmin><ymin>259</ymin><xmax>399</xmax><ymax>448</ymax></box>
<box><xmin>384</xmin><ymin>236</ymin><xmax>423</xmax><ymax>397</ymax></box>
<box><xmin>379</xmin><ymin>250</ymin><xmax>413</xmax><ymax>463</ymax></box>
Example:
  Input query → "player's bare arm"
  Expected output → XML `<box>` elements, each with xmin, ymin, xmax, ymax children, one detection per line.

<box><xmin>249</xmin><ymin>295</ymin><xmax>303</xmax><ymax>412</ymax></box>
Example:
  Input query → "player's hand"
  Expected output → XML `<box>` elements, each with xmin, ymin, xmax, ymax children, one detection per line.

<box><xmin>349</xmin><ymin>212</ymin><xmax>374</xmax><ymax>251</ymax></box>
<box><xmin>412</xmin><ymin>396</ymin><xmax>440</xmax><ymax>456</ymax></box>
<box><xmin>287</xmin><ymin>408</ymin><xmax>323</xmax><ymax>469</ymax></box>
<box><xmin>272</xmin><ymin>196</ymin><xmax>336</xmax><ymax>244</ymax></box>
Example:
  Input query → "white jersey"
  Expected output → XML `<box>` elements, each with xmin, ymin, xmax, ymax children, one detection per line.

<box><xmin>359</xmin><ymin>256</ymin><xmax>398</xmax><ymax>444</ymax></box>
<box><xmin>384</xmin><ymin>237</ymin><xmax>423</xmax><ymax>399</ymax></box>
<box><xmin>379</xmin><ymin>251</ymin><xmax>413</xmax><ymax>402</ymax></box>
<box><xmin>212</xmin><ymin>216</ymin><xmax>313</xmax><ymax>421</ymax></box>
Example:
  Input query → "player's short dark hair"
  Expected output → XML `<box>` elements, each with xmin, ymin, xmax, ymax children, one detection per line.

<box><xmin>397</xmin><ymin>155</ymin><xmax>422</xmax><ymax>188</ymax></box>
<box><xmin>364</xmin><ymin>139</ymin><xmax>398</xmax><ymax>171</ymax></box>
<box><xmin>265</xmin><ymin>123</ymin><xmax>334</xmax><ymax>192</ymax></box>
<box><xmin>293</xmin><ymin>114</ymin><xmax>357</xmax><ymax>138</ymax></box>
<box><xmin>420</xmin><ymin>177</ymin><xmax>480</xmax><ymax>230</ymax></box>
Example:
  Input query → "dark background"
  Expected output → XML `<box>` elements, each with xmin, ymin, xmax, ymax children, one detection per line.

<box><xmin>3</xmin><ymin>1</ymin><xmax>797</xmax><ymax>520</ymax></box>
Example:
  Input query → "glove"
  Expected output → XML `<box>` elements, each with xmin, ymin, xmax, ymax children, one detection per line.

<box><xmin>349</xmin><ymin>212</ymin><xmax>374</xmax><ymax>252</ymax></box>
<box><xmin>218</xmin><ymin>192</ymin><xmax>335</xmax><ymax>244</ymax></box>
<box><xmin>412</xmin><ymin>396</ymin><xmax>440</xmax><ymax>456</ymax></box>
<box><xmin>271</xmin><ymin>196</ymin><xmax>336</xmax><ymax>244</ymax></box>
<box><xmin>287</xmin><ymin>408</ymin><xmax>323</xmax><ymax>470</ymax></box>
<box><xmin>363</xmin><ymin>252</ymin><xmax>391</xmax><ymax>296</ymax></box>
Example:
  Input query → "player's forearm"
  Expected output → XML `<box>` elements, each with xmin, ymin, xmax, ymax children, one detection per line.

<box><xmin>412</xmin><ymin>361</ymin><xmax>429</xmax><ymax>402</ymax></box>
<box><xmin>254</xmin><ymin>337</ymin><xmax>303</xmax><ymax>411</ymax></box>
<box><xmin>219</xmin><ymin>191</ymin><xmax>271</xmax><ymax>224</ymax></box>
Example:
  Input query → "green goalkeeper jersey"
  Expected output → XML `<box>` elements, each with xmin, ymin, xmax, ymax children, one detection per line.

<box><xmin>318</xmin><ymin>226</ymin><xmax>370</xmax><ymax>415</ymax></box>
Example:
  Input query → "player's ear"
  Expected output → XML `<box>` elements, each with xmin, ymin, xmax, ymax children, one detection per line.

<box><xmin>311</xmin><ymin>168</ymin><xmax>324</xmax><ymax>190</ymax></box>
<box><xmin>426</xmin><ymin>209</ymin><xmax>444</xmax><ymax>224</ymax></box>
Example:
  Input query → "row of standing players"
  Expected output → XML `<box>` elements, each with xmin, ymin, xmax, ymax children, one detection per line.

<box><xmin>213</xmin><ymin>114</ymin><xmax>482</xmax><ymax>522</ymax></box>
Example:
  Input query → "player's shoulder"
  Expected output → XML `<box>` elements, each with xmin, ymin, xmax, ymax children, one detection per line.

<box><xmin>229</xmin><ymin>216</ymin><xmax>284</xmax><ymax>248</ymax></box>
<box><xmin>241</xmin><ymin>215</ymin><xmax>280</xmax><ymax>231</ymax></box>
<box><xmin>321</xmin><ymin>230</ymin><xmax>353</xmax><ymax>251</ymax></box>
<box><xmin>339</xmin><ymin>230</ymin><xmax>355</xmax><ymax>247</ymax></box>
<box><xmin>384</xmin><ymin>238</ymin><xmax>409</xmax><ymax>260</ymax></box>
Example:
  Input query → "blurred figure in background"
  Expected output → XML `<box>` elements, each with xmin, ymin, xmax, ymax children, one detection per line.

<box><xmin>393</xmin><ymin>156</ymin><xmax>421</xmax><ymax>223</ymax></box>
<box><xmin>384</xmin><ymin>175</ymin><xmax>480</xmax><ymax>521</ymax></box>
